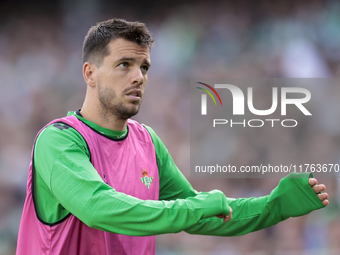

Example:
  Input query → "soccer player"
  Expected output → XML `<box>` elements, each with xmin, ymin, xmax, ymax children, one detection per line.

<box><xmin>17</xmin><ymin>18</ymin><xmax>329</xmax><ymax>255</ymax></box>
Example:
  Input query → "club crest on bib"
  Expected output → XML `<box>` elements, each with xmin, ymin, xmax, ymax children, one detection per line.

<box><xmin>140</xmin><ymin>170</ymin><xmax>153</xmax><ymax>189</ymax></box>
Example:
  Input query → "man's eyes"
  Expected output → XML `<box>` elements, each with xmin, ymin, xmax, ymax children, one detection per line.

<box><xmin>141</xmin><ymin>65</ymin><xmax>149</xmax><ymax>73</ymax></box>
<box><xmin>118</xmin><ymin>62</ymin><xmax>129</xmax><ymax>68</ymax></box>
<box><xmin>117</xmin><ymin>62</ymin><xmax>149</xmax><ymax>73</ymax></box>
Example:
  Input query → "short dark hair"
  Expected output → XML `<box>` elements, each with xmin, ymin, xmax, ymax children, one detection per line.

<box><xmin>82</xmin><ymin>18</ymin><xmax>154</xmax><ymax>66</ymax></box>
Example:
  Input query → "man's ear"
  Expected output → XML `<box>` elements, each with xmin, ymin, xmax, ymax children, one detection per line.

<box><xmin>83</xmin><ymin>62</ymin><xmax>97</xmax><ymax>87</ymax></box>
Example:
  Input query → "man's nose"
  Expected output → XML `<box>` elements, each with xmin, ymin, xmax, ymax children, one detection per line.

<box><xmin>131</xmin><ymin>67</ymin><xmax>144</xmax><ymax>85</ymax></box>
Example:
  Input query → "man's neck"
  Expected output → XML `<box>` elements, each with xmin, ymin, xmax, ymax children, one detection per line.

<box><xmin>80</xmin><ymin>106</ymin><xmax>128</xmax><ymax>132</ymax></box>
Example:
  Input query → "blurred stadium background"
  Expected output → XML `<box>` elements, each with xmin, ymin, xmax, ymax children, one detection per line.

<box><xmin>1</xmin><ymin>0</ymin><xmax>340</xmax><ymax>254</ymax></box>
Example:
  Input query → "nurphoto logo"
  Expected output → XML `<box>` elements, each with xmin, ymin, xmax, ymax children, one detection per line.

<box><xmin>196</xmin><ymin>82</ymin><xmax>312</xmax><ymax>128</ymax></box>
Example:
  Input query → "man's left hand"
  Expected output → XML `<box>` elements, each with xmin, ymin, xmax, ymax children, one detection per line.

<box><xmin>309</xmin><ymin>178</ymin><xmax>329</xmax><ymax>206</ymax></box>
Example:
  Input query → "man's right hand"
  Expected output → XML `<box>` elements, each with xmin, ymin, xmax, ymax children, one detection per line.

<box><xmin>192</xmin><ymin>190</ymin><xmax>231</xmax><ymax>220</ymax></box>
<box><xmin>216</xmin><ymin>206</ymin><xmax>233</xmax><ymax>223</ymax></box>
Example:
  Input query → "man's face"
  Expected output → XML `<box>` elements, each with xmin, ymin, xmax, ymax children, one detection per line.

<box><xmin>94</xmin><ymin>38</ymin><xmax>151</xmax><ymax>120</ymax></box>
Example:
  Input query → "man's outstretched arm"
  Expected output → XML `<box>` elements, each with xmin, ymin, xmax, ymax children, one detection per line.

<box><xmin>185</xmin><ymin>173</ymin><xmax>328</xmax><ymax>236</ymax></box>
<box><xmin>144</xmin><ymin>125</ymin><xmax>329</xmax><ymax>236</ymax></box>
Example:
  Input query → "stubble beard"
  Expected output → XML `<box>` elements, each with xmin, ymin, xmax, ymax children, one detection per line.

<box><xmin>98</xmin><ymin>83</ymin><xmax>141</xmax><ymax>121</ymax></box>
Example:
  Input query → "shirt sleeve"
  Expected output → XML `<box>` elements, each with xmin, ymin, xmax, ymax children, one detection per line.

<box><xmin>185</xmin><ymin>173</ymin><xmax>325</xmax><ymax>236</ymax></box>
<box><xmin>34</xmin><ymin>122</ymin><xmax>231</xmax><ymax>236</ymax></box>
<box><xmin>142</xmin><ymin>125</ymin><xmax>198</xmax><ymax>200</ymax></box>
<box><xmin>143</xmin><ymin>125</ymin><xmax>326</xmax><ymax>236</ymax></box>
